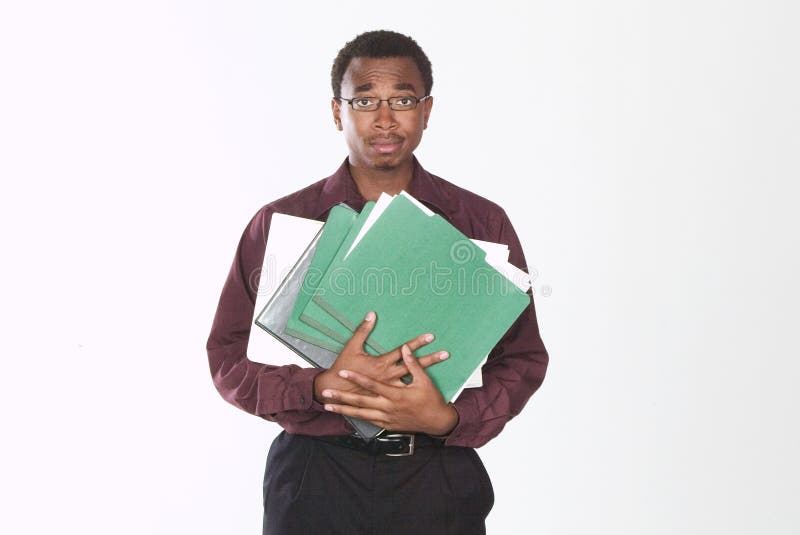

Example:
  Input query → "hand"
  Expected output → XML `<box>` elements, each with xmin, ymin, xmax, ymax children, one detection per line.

<box><xmin>313</xmin><ymin>311</ymin><xmax>449</xmax><ymax>403</ymax></box>
<box><xmin>321</xmin><ymin>344</ymin><xmax>460</xmax><ymax>436</ymax></box>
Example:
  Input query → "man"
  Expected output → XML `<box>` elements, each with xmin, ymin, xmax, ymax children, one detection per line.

<box><xmin>207</xmin><ymin>30</ymin><xmax>548</xmax><ymax>534</ymax></box>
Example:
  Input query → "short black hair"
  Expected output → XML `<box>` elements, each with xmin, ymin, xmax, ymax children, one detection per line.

<box><xmin>331</xmin><ymin>30</ymin><xmax>433</xmax><ymax>98</ymax></box>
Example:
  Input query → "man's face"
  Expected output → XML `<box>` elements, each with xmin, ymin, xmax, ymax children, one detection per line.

<box><xmin>332</xmin><ymin>56</ymin><xmax>433</xmax><ymax>172</ymax></box>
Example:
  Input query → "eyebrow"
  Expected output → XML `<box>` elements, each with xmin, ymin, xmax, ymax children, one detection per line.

<box><xmin>393</xmin><ymin>83</ymin><xmax>417</xmax><ymax>92</ymax></box>
<box><xmin>352</xmin><ymin>82</ymin><xmax>418</xmax><ymax>93</ymax></box>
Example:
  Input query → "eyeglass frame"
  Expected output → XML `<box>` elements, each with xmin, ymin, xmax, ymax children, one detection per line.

<box><xmin>335</xmin><ymin>94</ymin><xmax>431</xmax><ymax>112</ymax></box>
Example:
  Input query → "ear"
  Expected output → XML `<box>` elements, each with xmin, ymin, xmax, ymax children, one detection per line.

<box><xmin>331</xmin><ymin>98</ymin><xmax>343</xmax><ymax>131</ymax></box>
<box><xmin>422</xmin><ymin>95</ymin><xmax>433</xmax><ymax>130</ymax></box>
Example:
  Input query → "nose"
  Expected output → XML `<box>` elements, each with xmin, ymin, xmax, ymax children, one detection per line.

<box><xmin>372</xmin><ymin>100</ymin><xmax>397</xmax><ymax>130</ymax></box>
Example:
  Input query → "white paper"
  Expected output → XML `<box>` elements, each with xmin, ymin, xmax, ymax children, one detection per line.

<box><xmin>399</xmin><ymin>190</ymin><xmax>434</xmax><ymax>215</ymax></box>
<box><xmin>345</xmin><ymin>192</ymin><xmax>394</xmax><ymax>258</ymax></box>
<box><xmin>247</xmin><ymin>213</ymin><xmax>322</xmax><ymax>365</ymax></box>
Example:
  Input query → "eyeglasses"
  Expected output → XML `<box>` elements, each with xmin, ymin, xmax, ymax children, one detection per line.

<box><xmin>337</xmin><ymin>95</ymin><xmax>431</xmax><ymax>112</ymax></box>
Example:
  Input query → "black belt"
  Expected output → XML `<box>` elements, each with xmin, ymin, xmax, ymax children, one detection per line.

<box><xmin>313</xmin><ymin>433</ymin><xmax>444</xmax><ymax>457</ymax></box>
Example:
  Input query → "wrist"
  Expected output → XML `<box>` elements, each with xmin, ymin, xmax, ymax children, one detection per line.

<box><xmin>312</xmin><ymin>369</ymin><xmax>333</xmax><ymax>403</ymax></box>
<box><xmin>427</xmin><ymin>403</ymin><xmax>459</xmax><ymax>437</ymax></box>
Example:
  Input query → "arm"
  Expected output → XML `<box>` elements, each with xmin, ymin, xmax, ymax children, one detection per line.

<box><xmin>206</xmin><ymin>207</ymin><xmax>350</xmax><ymax>435</ymax></box>
<box><xmin>206</xmin><ymin>207</ymin><xmax>445</xmax><ymax>435</ymax></box>
<box><xmin>445</xmin><ymin>210</ymin><xmax>549</xmax><ymax>447</ymax></box>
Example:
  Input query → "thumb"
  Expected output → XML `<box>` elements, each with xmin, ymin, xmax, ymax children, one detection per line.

<box><xmin>401</xmin><ymin>344</ymin><xmax>427</xmax><ymax>383</ymax></box>
<box><xmin>345</xmin><ymin>311</ymin><xmax>376</xmax><ymax>351</ymax></box>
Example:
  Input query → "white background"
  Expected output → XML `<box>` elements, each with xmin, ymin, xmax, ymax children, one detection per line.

<box><xmin>1</xmin><ymin>1</ymin><xmax>798</xmax><ymax>533</ymax></box>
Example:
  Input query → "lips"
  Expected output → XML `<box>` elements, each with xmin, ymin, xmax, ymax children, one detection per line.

<box><xmin>369</xmin><ymin>136</ymin><xmax>403</xmax><ymax>154</ymax></box>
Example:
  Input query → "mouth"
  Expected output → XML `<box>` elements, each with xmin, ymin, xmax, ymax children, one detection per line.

<box><xmin>369</xmin><ymin>137</ymin><xmax>403</xmax><ymax>154</ymax></box>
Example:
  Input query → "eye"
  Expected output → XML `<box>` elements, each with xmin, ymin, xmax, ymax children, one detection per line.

<box><xmin>353</xmin><ymin>97</ymin><xmax>375</xmax><ymax>109</ymax></box>
<box><xmin>389</xmin><ymin>96</ymin><xmax>417</xmax><ymax>110</ymax></box>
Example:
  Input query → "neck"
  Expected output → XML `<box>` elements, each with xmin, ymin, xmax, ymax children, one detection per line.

<box><xmin>349</xmin><ymin>159</ymin><xmax>415</xmax><ymax>202</ymax></box>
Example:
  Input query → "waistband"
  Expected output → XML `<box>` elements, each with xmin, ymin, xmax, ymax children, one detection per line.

<box><xmin>312</xmin><ymin>433</ymin><xmax>444</xmax><ymax>457</ymax></box>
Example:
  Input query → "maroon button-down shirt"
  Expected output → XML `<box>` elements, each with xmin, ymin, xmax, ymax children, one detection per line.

<box><xmin>207</xmin><ymin>158</ymin><xmax>548</xmax><ymax>447</ymax></box>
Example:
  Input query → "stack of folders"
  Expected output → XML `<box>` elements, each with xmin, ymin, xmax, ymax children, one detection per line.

<box><xmin>254</xmin><ymin>191</ymin><xmax>532</xmax><ymax>440</ymax></box>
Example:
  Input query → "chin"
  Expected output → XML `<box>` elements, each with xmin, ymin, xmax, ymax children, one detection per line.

<box><xmin>374</xmin><ymin>161</ymin><xmax>399</xmax><ymax>171</ymax></box>
<box><xmin>369</xmin><ymin>153</ymin><xmax>407</xmax><ymax>171</ymax></box>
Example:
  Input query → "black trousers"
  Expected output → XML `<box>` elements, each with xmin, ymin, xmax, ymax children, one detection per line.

<box><xmin>263</xmin><ymin>432</ymin><xmax>494</xmax><ymax>535</ymax></box>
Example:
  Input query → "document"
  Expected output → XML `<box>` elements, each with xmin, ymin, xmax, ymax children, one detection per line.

<box><xmin>253</xmin><ymin>220</ymin><xmax>383</xmax><ymax>440</ymax></box>
<box><xmin>283</xmin><ymin>205</ymin><xmax>361</xmax><ymax>352</ymax></box>
<box><xmin>247</xmin><ymin>213</ymin><xmax>323</xmax><ymax>366</ymax></box>
<box><xmin>305</xmin><ymin>193</ymin><xmax>531</xmax><ymax>402</ymax></box>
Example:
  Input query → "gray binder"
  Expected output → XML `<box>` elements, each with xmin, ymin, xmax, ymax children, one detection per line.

<box><xmin>255</xmin><ymin>227</ymin><xmax>383</xmax><ymax>441</ymax></box>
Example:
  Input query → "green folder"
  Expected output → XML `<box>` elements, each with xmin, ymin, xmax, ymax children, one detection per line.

<box><xmin>283</xmin><ymin>204</ymin><xmax>358</xmax><ymax>352</ymax></box>
<box><xmin>287</xmin><ymin>202</ymin><xmax>382</xmax><ymax>356</ymax></box>
<box><xmin>307</xmin><ymin>194</ymin><xmax>530</xmax><ymax>402</ymax></box>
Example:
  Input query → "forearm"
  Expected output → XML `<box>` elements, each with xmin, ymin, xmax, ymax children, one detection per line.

<box><xmin>207</xmin><ymin>339</ymin><xmax>351</xmax><ymax>435</ymax></box>
<box><xmin>207</xmin><ymin>206</ymin><xmax>351</xmax><ymax>436</ymax></box>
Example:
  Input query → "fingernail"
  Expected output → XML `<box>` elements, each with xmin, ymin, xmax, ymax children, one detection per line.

<box><xmin>365</xmin><ymin>311</ymin><xmax>376</xmax><ymax>322</ymax></box>
<box><xmin>402</xmin><ymin>345</ymin><xmax>411</xmax><ymax>357</ymax></box>
<box><xmin>322</xmin><ymin>389</ymin><xmax>333</xmax><ymax>398</ymax></box>
<box><xmin>324</xmin><ymin>404</ymin><xmax>334</xmax><ymax>411</ymax></box>
<box><xmin>338</xmin><ymin>370</ymin><xmax>349</xmax><ymax>378</ymax></box>
<box><xmin>439</xmin><ymin>351</ymin><xmax>449</xmax><ymax>360</ymax></box>
<box><xmin>424</xmin><ymin>333</ymin><xmax>434</xmax><ymax>342</ymax></box>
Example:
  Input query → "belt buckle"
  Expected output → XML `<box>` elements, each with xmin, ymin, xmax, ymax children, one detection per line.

<box><xmin>377</xmin><ymin>433</ymin><xmax>415</xmax><ymax>456</ymax></box>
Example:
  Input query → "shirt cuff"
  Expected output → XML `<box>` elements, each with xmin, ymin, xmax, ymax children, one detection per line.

<box><xmin>258</xmin><ymin>366</ymin><xmax>327</xmax><ymax>414</ymax></box>
<box><xmin>443</xmin><ymin>398</ymin><xmax>480</xmax><ymax>447</ymax></box>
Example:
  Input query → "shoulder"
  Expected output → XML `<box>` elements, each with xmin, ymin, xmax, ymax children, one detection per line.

<box><xmin>243</xmin><ymin>176</ymin><xmax>330</xmax><ymax>239</ymax></box>
<box><xmin>262</xmin><ymin>177</ymin><xmax>329</xmax><ymax>219</ymax></box>
<box><xmin>424</xmin><ymin>170</ymin><xmax>528</xmax><ymax>268</ymax></box>
<box><xmin>427</xmin><ymin>171</ymin><xmax>512</xmax><ymax>239</ymax></box>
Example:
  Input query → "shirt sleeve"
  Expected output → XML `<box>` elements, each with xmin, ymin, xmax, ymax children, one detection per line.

<box><xmin>206</xmin><ymin>207</ymin><xmax>351</xmax><ymax>436</ymax></box>
<box><xmin>445</xmin><ymin>210</ymin><xmax>549</xmax><ymax>447</ymax></box>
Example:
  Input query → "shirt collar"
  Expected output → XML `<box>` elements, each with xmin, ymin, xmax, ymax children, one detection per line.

<box><xmin>312</xmin><ymin>156</ymin><xmax>453</xmax><ymax>219</ymax></box>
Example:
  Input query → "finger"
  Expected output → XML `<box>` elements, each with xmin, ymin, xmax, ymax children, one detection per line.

<box><xmin>378</xmin><ymin>332</ymin><xmax>434</xmax><ymax>367</ymax></box>
<box><xmin>388</xmin><ymin>377</ymin><xmax>409</xmax><ymax>388</ymax></box>
<box><xmin>410</xmin><ymin>350</ymin><xmax>449</xmax><ymax>370</ymax></box>
<box><xmin>323</xmin><ymin>402</ymin><xmax>386</xmax><ymax>425</ymax></box>
<box><xmin>344</xmin><ymin>311</ymin><xmax>376</xmax><ymax>351</ymax></box>
<box><xmin>385</xmin><ymin>350</ymin><xmax>449</xmax><ymax>381</ymax></box>
<box><xmin>337</xmin><ymin>369</ymin><xmax>395</xmax><ymax>399</ymax></box>
<box><xmin>321</xmin><ymin>388</ymin><xmax>386</xmax><ymax>409</ymax></box>
<box><xmin>401</xmin><ymin>344</ymin><xmax>430</xmax><ymax>383</ymax></box>
<box><xmin>384</xmin><ymin>360</ymin><xmax>409</xmax><ymax>381</ymax></box>
<box><xmin>404</xmin><ymin>332</ymin><xmax>436</xmax><ymax>353</ymax></box>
